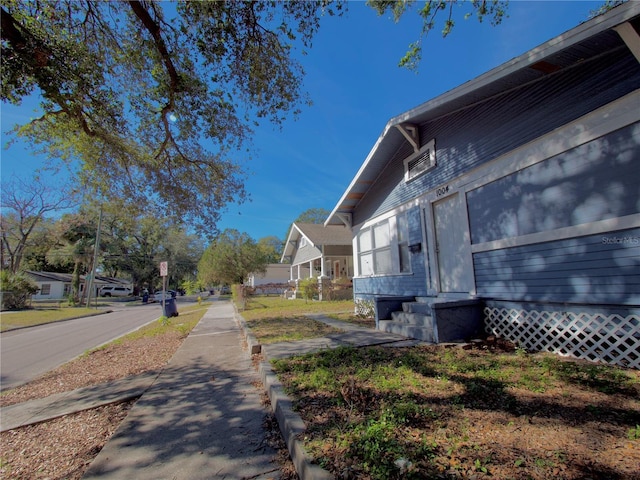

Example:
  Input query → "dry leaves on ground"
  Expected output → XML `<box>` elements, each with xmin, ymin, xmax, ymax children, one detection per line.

<box><xmin>0</xmin><ymin>326</ymin><xmax>296</xmax><ymax>480</ymax></box>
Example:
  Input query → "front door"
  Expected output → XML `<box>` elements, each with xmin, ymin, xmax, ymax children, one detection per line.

<box><xmin>432</xmin><ymin>193</ymin><xmax>474</xmax><ymax>293</ymax></box>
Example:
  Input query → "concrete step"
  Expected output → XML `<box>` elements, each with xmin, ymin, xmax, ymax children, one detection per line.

<box><xmin>391</xmin><ymin>311</ymin><xmax>432</xmax><ymax>326</ymax></box>
<box><xmin>379</xmin><ymin>320</ymin><xmax>436</xmax><ymax>343</ymax></box>
<box><xmin>402</xmin><ymin>302</ymin><xmax>433</xmax><ymax>315</ymax></box>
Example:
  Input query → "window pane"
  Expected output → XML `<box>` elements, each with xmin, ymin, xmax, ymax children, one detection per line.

<box><xmin>397</xmin><ymin>214</ymin><xmax>408</xmax><ymax>243</ymax></box>
<box><xmin>373</xmin><ymin>222</ymin><xmax>390</xmax><ymax>248</ymax></box>
<box><xmin>358</xmin><ymin>228</ymin><xmax>372</xmax><ymax>252</ymax></box>
<box><xmin>41</xmin><ymin>284</ymin><xmax>51</xmax><ymax>295</ymax></box>
<box><xmin>360</xmin><ymin>252</ymin><xmax>373</xmax><ymax>276</ymax></box>
<box><xmin>399</xmin><ymin>244</ymin><xmax>411</xmax><ymax>273</ymax></box>
<box><xmin>374</xmin><ymin>248</ymin><xmax>392</xmax><ymax>274</ymax></box>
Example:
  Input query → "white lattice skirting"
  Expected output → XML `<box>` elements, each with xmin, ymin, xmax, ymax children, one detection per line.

<box><xmin>484</xmin><ymin>307</ymin><xmax>640</xmax><ymax>370</ymax></box>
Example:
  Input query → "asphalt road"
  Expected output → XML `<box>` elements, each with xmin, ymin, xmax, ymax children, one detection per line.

<box><xmin>0</xmin><ymin>302</ymin><xmax>170</xmax><ymax>390</ymax></box>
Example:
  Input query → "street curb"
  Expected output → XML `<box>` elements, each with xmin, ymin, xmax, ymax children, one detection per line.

<box><xmin>236</xmin><ymin>313</ymin><xmax>262</xmax><ymax>355</ymax></box>
<box><xmin>234</xmin><ymin>308</ymin><xmax>333</xmax><ymax>480</ymax></box>
<box><xmin>258</xmin><ymin>361</ymin><xmax>333</xmax><ymax>480</ymax></box>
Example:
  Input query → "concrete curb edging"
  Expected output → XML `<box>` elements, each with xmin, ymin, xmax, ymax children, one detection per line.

<box><xmin>234</xmin><ymin>307</ymin><xmax>333</xmax><ymax>479</ymax></box>
<box><xmin>258</xmin><ymin>361</ymin><xmax>333</xmax><ymax>480</ymax></box>
<box><xmin>235</xmin><ymin>311</ymin><xmax>262</xmax><ymax>354</ymax></box>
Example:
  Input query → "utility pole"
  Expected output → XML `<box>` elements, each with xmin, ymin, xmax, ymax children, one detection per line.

<box><xmin>86</xmin><ymin>207</ymin><xmax>103</xmax><ymax>308</ymax></box>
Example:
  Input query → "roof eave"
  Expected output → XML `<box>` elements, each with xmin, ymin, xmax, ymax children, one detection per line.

<box><xmin>325</xmin><ymin>2</ymin><xmax>640</xmax><ymax>227</ymax></box>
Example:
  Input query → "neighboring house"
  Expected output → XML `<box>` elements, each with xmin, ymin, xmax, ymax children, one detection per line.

<box><xmin>281</xmin><ymin>223</ymin><xmax>353</xmax><ymax>282</ymax></box>
<box><xmin>326</xmin><ymin>3</ymin><xmax>640</xmax><ymax>368</ymax></box>
<box><xmin>26</xmin><ymin>271</ymin><xmax>132</xmax><ymax>301</ymax></box>
<box><xmin>246</xmin><ymin>264</ymin><xmax>291</xmax><ymax>294</ymax></box>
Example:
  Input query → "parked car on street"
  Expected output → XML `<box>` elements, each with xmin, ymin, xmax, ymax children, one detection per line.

<box><xmin>99</xmin><ymin>285</ymin><xmax>133</xmax><ymax>297</ymax></box>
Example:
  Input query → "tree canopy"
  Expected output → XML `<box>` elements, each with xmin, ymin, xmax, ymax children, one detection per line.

<box><xmin>197</xmin><ymin>229</ymin><xmax>267</xmax><ymax>286</ymax></box>
<box><xmin>2</xmin><ymin>0</ymin><xmax>522</xmax><ymax>237</ymax></box>
<box><xmin>1</xmin><ymin>0</ymin><xmax>344</xmax><ymax>234</ymax></box>
<box><xmin>0</xmin><ymin>174</ymin><xmax>78</xmax><ymax>272</ymax></box>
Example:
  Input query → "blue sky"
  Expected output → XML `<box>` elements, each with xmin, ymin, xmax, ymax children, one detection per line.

<box><xmin>0</xmin><ymin>1</ymin><xmax>602</xmax><ymax>242</ymax></box>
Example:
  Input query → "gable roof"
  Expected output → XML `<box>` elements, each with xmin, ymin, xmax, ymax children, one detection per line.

<box><xmin>26</xmin><ymin>271</ymin><xmax>74</xmax><ymax>283</ymax></box>
<box><xmin>326</xmin><ymin>2</ymin><xmax>640</xmax><ymax>227</ymax></box>
<box><xmin>281</xmin><ymin>222</ymin><xmax>353</xmax><ymax>262</ymax></box>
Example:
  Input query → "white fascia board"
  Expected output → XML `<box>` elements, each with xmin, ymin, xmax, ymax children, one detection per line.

<box><xmin>392</xmin><ymin>1</ymin><xmax>640</xmax><ymax>126</ymax></box>
<box><xmin>280</xmin><ymin>224</ymin><xmax>299</xmax><ymax>263</ymax></box>
<box><xmin>325</xmin><ymin>123</ymin><xmax>394</xmax><ymax>226</ymax></box>
<box><xmin>279</xmin><ymin>223</ymin><xmax>314</xmax><ymax>263</ymax></box>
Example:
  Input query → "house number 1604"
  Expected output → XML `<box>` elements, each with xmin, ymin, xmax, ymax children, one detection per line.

<box><xmin>436</xmin><ymin>185</ymin><xmax>450</xmax><ymax>197</ymax></box>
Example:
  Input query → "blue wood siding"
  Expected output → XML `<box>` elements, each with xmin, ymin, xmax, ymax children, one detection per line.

<box><xmin>354</xmin><ymin>50</ymin><xmax>640</xmax><ymax>225</ymax></box>
<box><xmin>467</xmin><ymin>123</ymin><xmax>640</xmax><ymax>244</ymax></box>
<box><xmin>354</xmin><ymin>207</ymin><xmax>429</xmax><ymax>297</ymax></box>
<box><xmin>474</xmin><ymin>228</ymin><xmax>640</xmax><ymax>305</ymax></box>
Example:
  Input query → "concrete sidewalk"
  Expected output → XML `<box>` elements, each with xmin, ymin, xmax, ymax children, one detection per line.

<box><xmin>82</xmin><ymin>300</ymin><xmax>282</xmax><ymax>479</ymax></box>
<box><xmin>1</xmin><ymin>301</ymin><xmax>418</xmax><ymax>479</ymax></box>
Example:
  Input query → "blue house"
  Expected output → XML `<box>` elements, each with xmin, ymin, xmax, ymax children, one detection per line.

<box><xmin>326</xmin><ymin>3</ymin><xmax>640</xmax><ymax>368</ymax></box>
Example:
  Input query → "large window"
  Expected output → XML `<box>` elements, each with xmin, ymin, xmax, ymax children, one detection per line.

<box><xmin>40</xmin><ymin>284</ymin><xmax>51</xmax><ymax>295</ymax></box>
<box><xmin>357</xmin><ymin>213</ymin><xmax>411</xmax><ymax>276</ymax></box>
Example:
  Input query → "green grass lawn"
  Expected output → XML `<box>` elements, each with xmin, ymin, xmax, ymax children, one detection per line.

<box><xmin>240</xmin><ymin>296</ymin><xmax>356</xmax><ymax>344</ymax></box>
<box><xmin>0</xmin><ymin>305</ymin><xmax>107</xmax><ymax>332</ymax></box>
<box><xmin>271</xmin><ymin>344</ymin><xmax>640</xmax><ymax>479</ymax></box>
<box><xmin>241</xmin><ymin>296</ymin><xmax>355</xmax><ymax>319</ymax></box>
<box><xmin>95</xmin><ymin>302</ymin><xmax>212</xmax><ymax>347</ymax></box>
<box><xmin>236</xmin><ymin>295</ymin><xmax>639</xmax><ymax>479</ymax></box>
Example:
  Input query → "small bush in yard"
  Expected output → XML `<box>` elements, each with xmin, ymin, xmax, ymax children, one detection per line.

<box><xmin>298</xmin><ymin>277</ymin><xmax>318</xmax><ymax>302</ymax></box>
<box><xmin>0</xmin><ymin>271</ymin><xmax>39</xmax><ymax>310</ymax></box>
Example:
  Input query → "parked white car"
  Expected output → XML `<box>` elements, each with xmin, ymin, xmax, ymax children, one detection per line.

<box><xmin>99</xmin><ymin>285</ymin><xmax>133</xmax><ymax>297</ymax></box>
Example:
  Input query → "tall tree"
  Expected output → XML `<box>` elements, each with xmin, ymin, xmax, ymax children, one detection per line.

<box><xmin>18</xmin><ymin>217</ymin><xmax>60</xmax><ymax>272</ymax></box>
<box><xmin>257</xmin><ymin>235</ymin><xmax>284</xmax><ymax>263</ymax></box>
<box><xmin>0</xmin><ymin>175</ymin><xmax>77</xmax><ymax>272</ymax></box>
<box><xmin>295</xmin><ymin>208</ymin><xmax>330</xmax><ymax>224</ymax></box>
<box><xmin>46</xmin><ymin>212</ymin><xmax>97</xmax><ymax>301</ymax></box>
<box><xmin>281</xmin><ymin>207</ymin><xmax>331</xmax><ymax>246</ymax></box>
<box><xmin>198</xmin><ymin>229</ymin><xmax>267</xmax><ymax>286</ymax></box>
<box><xmin>1</xmin><ymin>1</ymin><xmax>344</xmax><ymax>235</ymax></box>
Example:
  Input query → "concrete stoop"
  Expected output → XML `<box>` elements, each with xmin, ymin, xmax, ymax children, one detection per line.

<box><xmin>378</xmin><ymin>297</ymin><xmax>484</xmax><ymax>343</ymax></box>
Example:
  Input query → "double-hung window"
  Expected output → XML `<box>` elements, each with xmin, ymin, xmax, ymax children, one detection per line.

<box><xmin>357</xmin><ymin>213</ymin><xmax>411</xmax><ymax>276</ymax></box>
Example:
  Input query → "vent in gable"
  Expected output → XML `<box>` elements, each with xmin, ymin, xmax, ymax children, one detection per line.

<box><xmin>404</xmin><ymin>138</ymin><xmax>436</xmax><ymax>182</ymax></box>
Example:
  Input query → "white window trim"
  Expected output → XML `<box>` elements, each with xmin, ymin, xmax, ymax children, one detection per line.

<box><xmin>355</xmin><ymin>213</ymin><xmax>413</xmax><ymax>277</ymax></box>
<box><xmin>404</xmin><ymin>138</ymin><xmax>436</xmax><ymax>182</ymax></box>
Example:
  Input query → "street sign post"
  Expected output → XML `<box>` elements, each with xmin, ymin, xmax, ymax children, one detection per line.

<box><xmin>160</xmin><ymin>261</ymin><xmax>168</xmax><ymax>313</ymax></box>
